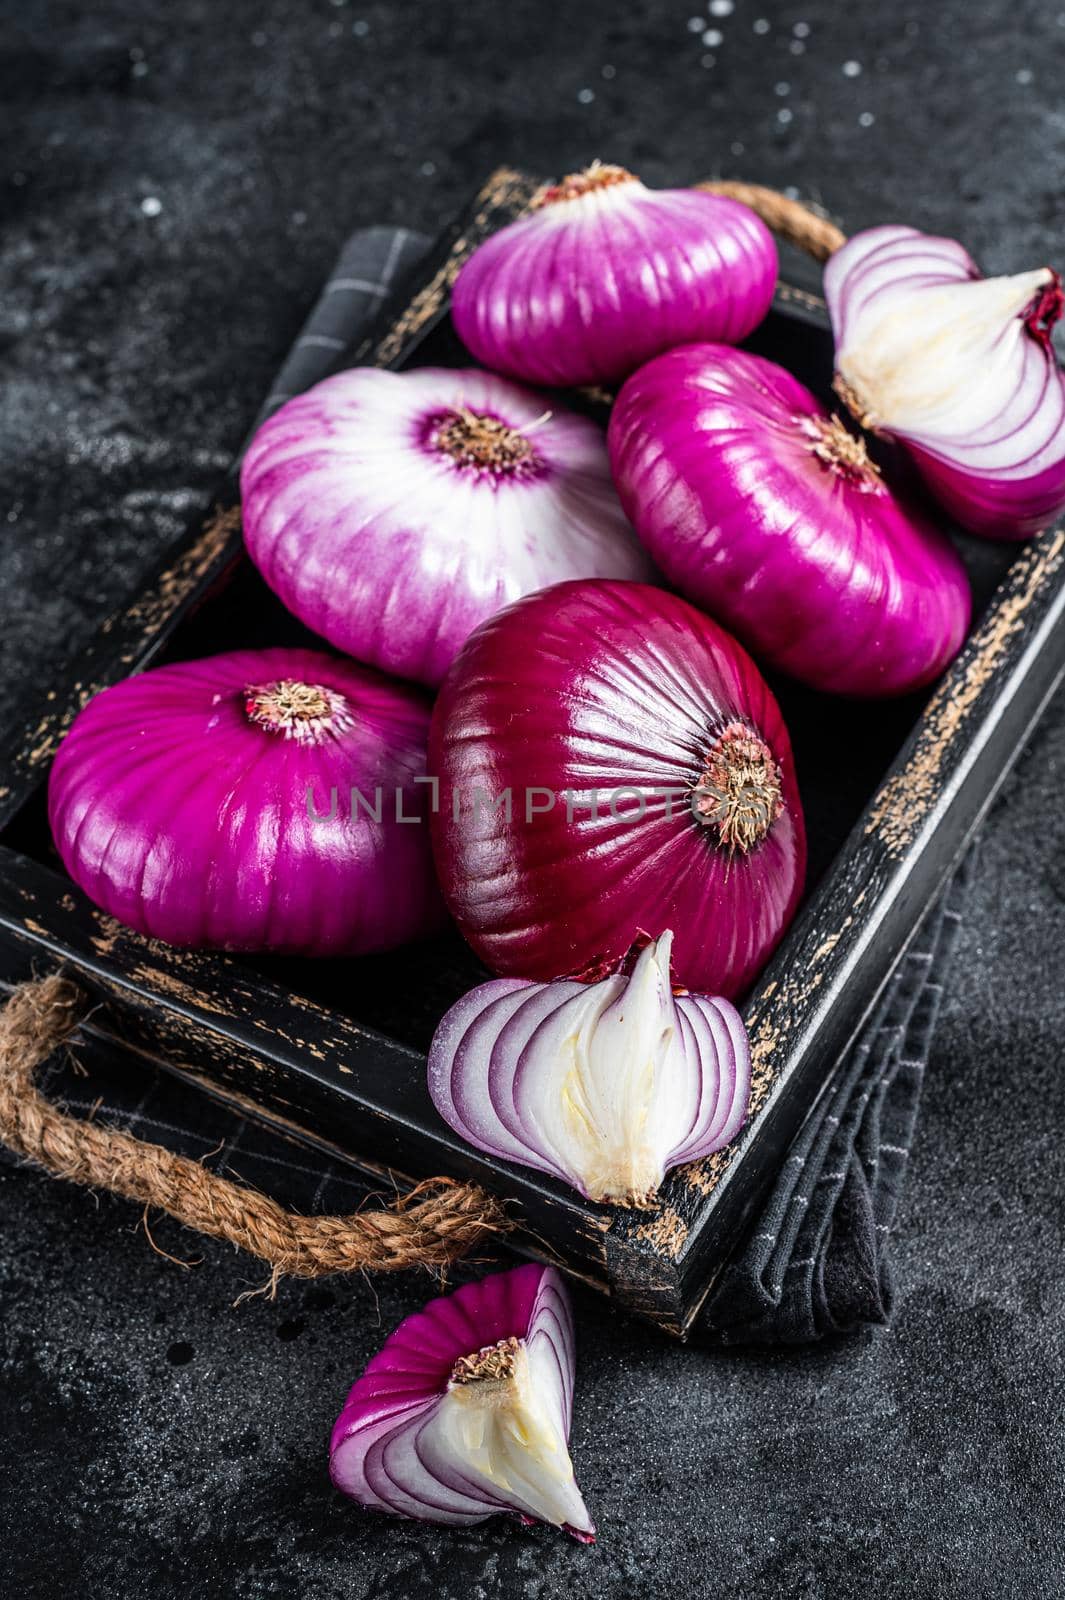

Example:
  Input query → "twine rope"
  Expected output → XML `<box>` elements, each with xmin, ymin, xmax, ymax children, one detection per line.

<box><xmin>0</xmin><ymin>974</ymin><xmax>510</xmax><ymax>1287</ymax></box>
<box><xmin>696</xmin><ymin>180</ymin><xmax>846</xmax><ymax>261</ymax></box>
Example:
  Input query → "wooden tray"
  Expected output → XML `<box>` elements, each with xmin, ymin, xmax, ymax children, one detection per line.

<box><xmin>1</xmin><ymin>169</ymin><xmax>1063</xmax><ymax>1336</ymax></box>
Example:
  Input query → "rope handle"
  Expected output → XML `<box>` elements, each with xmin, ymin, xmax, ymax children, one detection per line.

<box><xmin>0</xmin><ymin>974</ymin><xmax>510</xmax><ymax>1292</ymax></box>
<box><xmin>696</xmin><ymin>180</ymin><xmax>846</xmax><ymax>262</ymax></box>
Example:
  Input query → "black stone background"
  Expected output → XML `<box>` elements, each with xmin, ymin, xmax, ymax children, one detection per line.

<box><xmin>2</xmin><ymin>2</ymin><xmax>1064</xmax><ymax>1595</ymax></box>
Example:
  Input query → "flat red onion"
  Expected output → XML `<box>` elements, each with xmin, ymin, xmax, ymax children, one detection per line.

<box><xmin>429</xmin><ymin>580</ymin><xmax>805</xmax><ymax>999</ymax></box>
<box><xmin>428</xmin><ymin>931</ymin><xmax>750</xmax><ymax>1206</ymax></box>
<box><xmin>451</xmin><ymin>163</ymin><xmax>777</xmax><ymax>388</ymax></box>
<box><xmin>330</xmin><ymin>1263</ymin><xmax>594</xmax><ymax>1541</ymax></box>
<box><xmin>608</xmin><ymin>344</ymin><xmax>971</xmax><ymax>697</ymax></box>
<box><xmin>241</xmin><ymin>366</ymin><xmax>652</xmax><ymax>688</ymax></box>
<box><xmin>825</xmin><ymin>224</ymin><xmax>1065</xmax><ymax>539</ymax></box>
<box><xmin>48</xmin><ymin>648</ymin><xmax>443</xmax><ymax>955</ymax></box>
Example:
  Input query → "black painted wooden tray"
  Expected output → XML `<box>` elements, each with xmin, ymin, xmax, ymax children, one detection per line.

<box><xmin>1</xmin><ymin>169</ymin><xmax>1063</xmax><ymax>1336</ymax></box>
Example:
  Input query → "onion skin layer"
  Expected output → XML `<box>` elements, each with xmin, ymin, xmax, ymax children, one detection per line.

<box><xmin>825</xmin><ymin>225</ymin><xmax>1065</xmax><ymax>541</ymax></box>
<box><xmin>48</xmin><ymin>648</ymin><xmax>444</xmax><ymax>956</ymax></box>
<box><xmin>241</xmin><ymin>366</ymin><xmax>652</xmax><ymax>689</ymax></box>
<box><xmin>608</xmin><ymin>344</ymin><xmax>971</xmax><ymax>698</ymax></box>
<box><xmin>429</xmin><ymin>580</ymin><xmax>806</xmax><ymax>1000</ymax></box>
<box><xmin>451</xmin><ymin>175</ymin><xmax>778</xmax><ymax>388</ymax></box>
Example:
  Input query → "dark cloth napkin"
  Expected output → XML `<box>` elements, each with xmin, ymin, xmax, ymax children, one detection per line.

<box><xmin>3</xmin><ymin>226</ymin><xmax>976</xmax><ymax>1345</ymax></box>
<box><xmin>698</xmin><ymin>850</ymin><xmax>973</xmax><ymax>1344</ymax></box>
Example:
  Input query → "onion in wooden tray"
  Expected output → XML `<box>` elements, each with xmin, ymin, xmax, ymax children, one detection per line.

<box><xmin>608</xmin><ymin>344</ymin><xmax>971</xmax><ymax>697</ymax></box>
<box><xmin>428</xmin><ymin>931</ymin><xmax>751</xmax><ymax>1207</ymax></box>
<box><xmin>430</xmin><ymin>580</ymin><xmax>806</xmax><ymax>1000</ymax></box>
<box><xmin>452</xmin><ymin>162</ymin><xmax>778</xmax><ymax>387</ymax></box>
<box><xmin>825</xmin><ymin>224</ymin><xmax>1065</xmax><ymax>539</ymax></box>
<box><xmin>48</xmin><ymin>648</ymin><xmax>444</xmax><ymax>955</ymax></box>
<box><xmin>241</xmin><ymin>366</ymin><xmax>652</xmax><ymax>688</ymax></box>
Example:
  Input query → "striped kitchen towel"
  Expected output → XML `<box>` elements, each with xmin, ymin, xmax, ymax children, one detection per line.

<box><xmin>697</xmin><ymin>849</ymin><xmax>974</xmax><ymax>1344</ymax></box>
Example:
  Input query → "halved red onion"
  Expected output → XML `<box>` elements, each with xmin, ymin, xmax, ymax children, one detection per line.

<box><xmin>48</xmin><ymin>648</ymin><xmax>443</xmax><ymax>955</ymax></box>
<box><xmin>825</xmin><ymin>224</ymin><xmax>1065</xmax><ymax>539</ymax></box>
<box><xmin>241</xmin><ymin>366</ymin><xmax>652</xmax><ymax>688</ymax></box>
<box><xmin>429</xmin><ymin>580</ymin><xmax>806</xmax><ymax>1000</ymax></box>
<box><xmin>451</xmin><ymin>163</ymin><xmax>777</xmax><ymax>387</ymax></box>
<box><xmin>329</xmin><ymin>1263</ymin><xmax>594</xmax><ymax>1541</ymax></box>
<box><xmin>608</xmin><ymin>344</ymin><xmax>971</xmax><ymax>697</ymax></box>
<box><xmin>428</xmin><ymin>932</ymin><xmax>750</xmax><ymax>1206</ymax></box>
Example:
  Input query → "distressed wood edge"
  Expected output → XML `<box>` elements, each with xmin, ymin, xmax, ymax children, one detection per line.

<box><xmin>354</xmin><ymin>165</ymin><xmax>545</xmax><ymax>368</ymax></box>
<box><xmin>866</xmin><ymin>527</ymin><xmax>1065</xmax><ymax>855</ymax></box>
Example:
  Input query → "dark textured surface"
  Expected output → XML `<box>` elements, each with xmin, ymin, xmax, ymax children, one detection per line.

<box><xmin>2</xmin><ymin>1</ymin><xmax>1064</xmax><ymax>1595</ymax></box>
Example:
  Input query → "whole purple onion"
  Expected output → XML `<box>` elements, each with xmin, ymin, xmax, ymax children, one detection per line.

<box><xmin>451</xmin><ymin>163</ymin><xmax>778</xmax><ymax>388</ymax></box>
<box><xmin>241</xmin><ymin>366</ymin><xmax>652</xmax><ymax>689</ymax></box>
<box><xmin>430</xmin><ymin>579</ymin><xmax>806</xmax><ymax>1000</ymax></box>
<box><xmin>608</xmin><ymin>344</ymin><xmax>971</xmax><ymax>698</ymax></box>
<box><xmin>48</xmin><ymin>648</ymin><xmax>443</xmax><ymax>955</ymax></box>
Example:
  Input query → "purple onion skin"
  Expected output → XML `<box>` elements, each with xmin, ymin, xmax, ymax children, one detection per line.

<box><xmin>241</xmin><ymin>367</ymin><xmax>653</xmax><ymax>690</ymax></box>
<box><xmin>904</xmin><ymin>438</ymin><xmax>1065</xmax><ymax>543</ymax></box>
<box><xmin>429</xmin><ymin>580</ymin><xmax>806</xmax><ymax>1000</ymax></box>
<box><xmin>48</xmin><ymin>648</ymin><xmax>444</xmax><ymax>956</ymax></box>
<box><xmin>608</xmin><ymin>345</ymin><xmax>972</xmax><ymax>698</ymax></box>
<box><xmin>330</xmin><ymin>1265</ymin><xmax>546</xmax><ymax>1458</ymax></box>
<box><xmin>452</xmin><ymin>178</ymin><xmax>777</xmax><ymax>388</ymax></box>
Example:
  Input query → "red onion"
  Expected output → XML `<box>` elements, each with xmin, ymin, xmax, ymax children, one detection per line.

<box><xmin>48</xmin><ymin>648</ymin><xmax>443</xmax><ymax>955</ymax></box>
<box><xmin>825</xmin><ymin>224</ymin><xmax>1065</xmax><ymax>539</ymax></box>
<box><xmin>451</xmin><ymin>163</ymin><xmax>777</xmax><ymax>388</ymax></box>
<box><xmin>608</xmin><ymin>344</ymin><xmax>971</xmax><ymax>697</ymax></box>
<box><xmin>428</xmin><ymin>931</ymin><xmax>750</xmax><ymax>1206</ymax></box>
<box><xmin>429</xmin><ymin>580</ymin><xmax>805</xmax><ymax>999</ymax></box>
<box><xmin>330</xmin><ymin>1263</ymin><xmax>594</xmax><ymax>1541</ymax></box>
<box><xmin>241</xmin><ymin>367</ymin><xmax>652</xmax><ymax>688</ymax></box>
